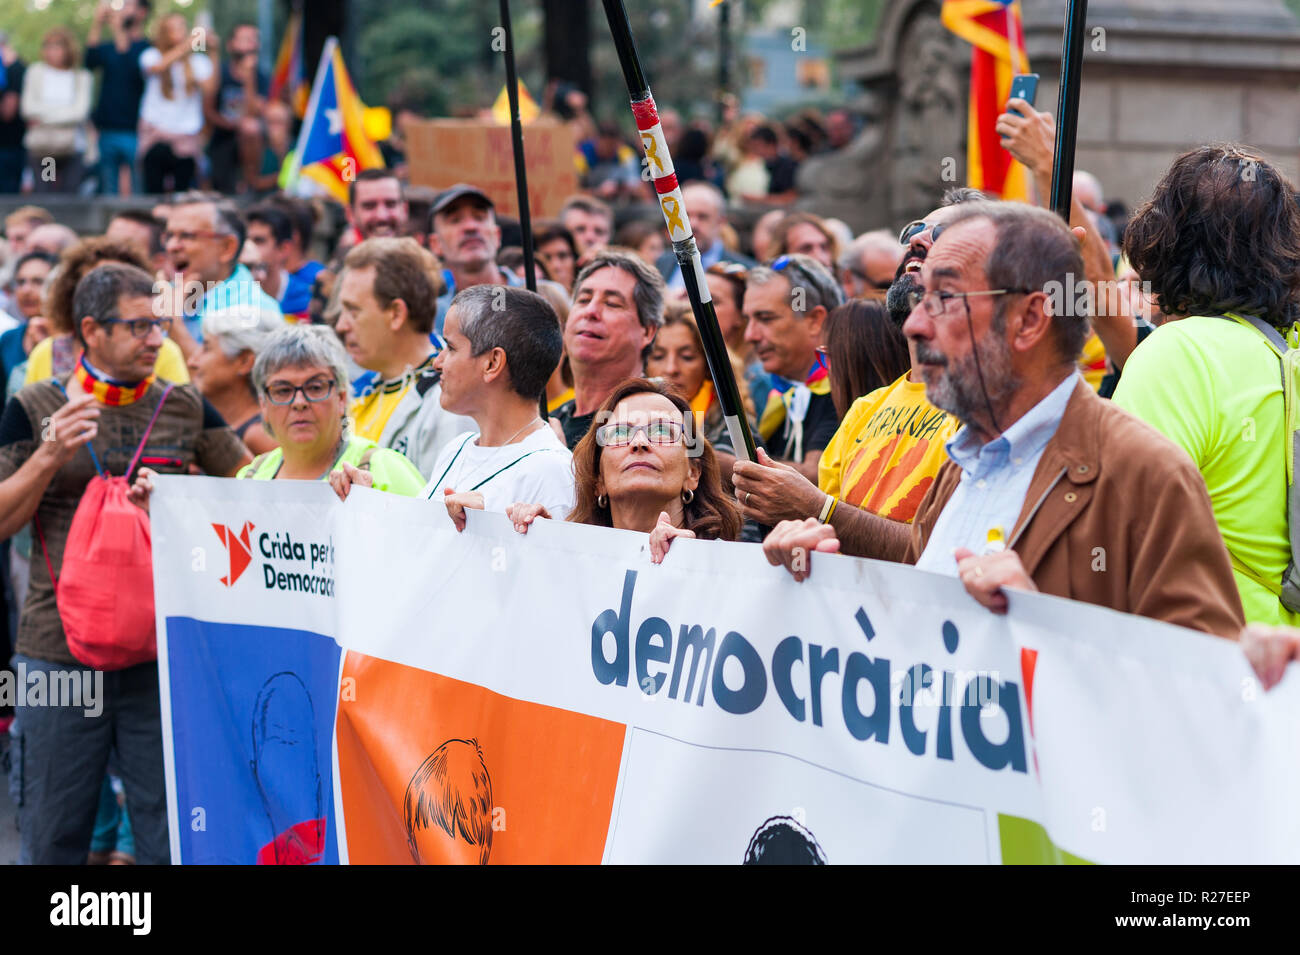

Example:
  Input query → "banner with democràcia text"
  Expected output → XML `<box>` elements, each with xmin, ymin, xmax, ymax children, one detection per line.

<box><xmin>151</xmin><ymin>476</ymin><xmax>1300</xmax><ymax>865</ymax></box>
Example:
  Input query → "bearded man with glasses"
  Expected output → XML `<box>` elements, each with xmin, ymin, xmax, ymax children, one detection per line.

<box><xmin>732</xmin><ymin>190</ymin><xmax>978</xmax><ymax>534</ymax></box>
<box><xmin>762</xmin><ymin>201</ymin><xmax>1245</xmax><ymax>641</ymax></box>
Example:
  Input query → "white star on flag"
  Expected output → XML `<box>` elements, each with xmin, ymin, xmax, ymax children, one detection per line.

<box><xmin>325</xmin><ymin>108</ymin><xmax>342</xmax><ymax>136</ymax></box>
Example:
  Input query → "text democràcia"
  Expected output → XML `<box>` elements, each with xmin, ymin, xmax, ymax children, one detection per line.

<box><xmin>590</xmin><ymin>570</ymin><xmax>1029</xmax><ymax>773</ymax></box>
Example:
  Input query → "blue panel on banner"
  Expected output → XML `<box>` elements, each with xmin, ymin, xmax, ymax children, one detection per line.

<box><xmin>165</xmin><ymin>616</ymin><xmax>340</xmax><ymax>865</ymax></box>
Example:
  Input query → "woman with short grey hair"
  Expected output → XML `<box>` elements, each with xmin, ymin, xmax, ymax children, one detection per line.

<box><xmin>188</xmin><ymin>305</ymin><xmax>284</xmax><ymax>454</ymax></box>
<box><xmin>239</xmin><ymin>325</ymin><xmax>426</xmax><ymax>495</ymax></box>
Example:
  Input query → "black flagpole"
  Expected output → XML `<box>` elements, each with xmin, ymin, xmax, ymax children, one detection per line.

<box><xmin>598</xmin><ymin>0</ymin><xmax>757</xmax><ymax>461</ymax></box>
<box><xmin>498</xmin><ymin>0</ymin><xmax>549</xmax><ymax>420</ymax></box>
<box><xmin>499</xmin><ymin>0</ymin><xmax>537</xmax><ymax>293</ymax></box>
<box><xmin>1049</xmin><ymin>0</ymin><xmax>1089</xmax><ymax>220</ymax></box>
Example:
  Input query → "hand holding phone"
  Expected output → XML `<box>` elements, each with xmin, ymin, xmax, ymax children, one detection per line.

<box><xmin>1007</xmin><ymin>73</ymin><xmax>1040</xmax><ymax>117</ymax></box>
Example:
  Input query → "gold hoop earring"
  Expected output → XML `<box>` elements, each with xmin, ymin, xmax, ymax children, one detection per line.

<box><xmin>596</xmin><ymin>493</ymin><xmax>608</xmax><ymax>508</ymax></box>
<box><xmin>682</xmin><ymin>488</ymin><xmax>695</xmax><ymax>504</ymax></box>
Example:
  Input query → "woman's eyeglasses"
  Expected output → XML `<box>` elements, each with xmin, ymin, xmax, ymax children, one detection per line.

<box><xmin>596</xmin><ymin>420</ymin><xmax>684</xmax><ymax>447</ymax></box>
<box><xmin>263</xmin><ymin>376</ymin><xmax>337</xmax><ymax>405</ymax></box>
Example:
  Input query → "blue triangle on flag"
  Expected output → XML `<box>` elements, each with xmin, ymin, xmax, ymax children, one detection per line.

<box><xmin>299</xmin><ymin>55</ymin><xmax>343</xmax><ymax>167</ymax></box>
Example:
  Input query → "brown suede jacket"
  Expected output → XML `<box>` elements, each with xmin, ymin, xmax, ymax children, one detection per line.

<box><xmin>904</xmin><ymin>379</ymin><xmax>1245</xmax><ymax>639</ymax></box>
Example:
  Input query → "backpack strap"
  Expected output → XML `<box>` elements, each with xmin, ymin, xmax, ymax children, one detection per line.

<box><xmin>48</xmin><ymin>376</ymin><xmax>105</xmax><ymax>478</ymax></box>
<box><xmin>1229</xmin><ymin>550</ymin><xmax>1281</xmax><ymax>598</ymax></box>
<box><xmin>1228</xmin><ymin>312</ymin><xmax>1290</xmax><ymax>355</ymax></box>
<box><xmin>125</xmin><ymin>383</ymin><xmax>175</xmax><ymax>479</ymax></box>
<box><xmin>1229</xmin><ymin>313</ymin><xmax>1299</xmax><ymax>484</ymax></box>
<box><xmin>33</xmin><ymin>513</ymin><xmax>58</xmax><ymax>595</ymax></box>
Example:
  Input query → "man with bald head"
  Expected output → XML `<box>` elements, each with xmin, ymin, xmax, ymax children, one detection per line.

<box><xmin>837</xmin><ymin>229</ymin><xmax>902</xmax><ymax>301</ymax></box>
<box><xmin>656</xmin><ymin>181</ymin><xmax>755</xmax><ymax>290</ymax></box>
<box><xmin>761</xmin><ymin>200</ymin><xmax>1244</xmax><ymax>641</ymax></box>
<box><xmin>1072</xmin><ymin>169</ymin><xmax>1117</xmax><ymax>252</ymax></box>
<box><xmin>26</xmin><ymin>223</ymin><xmax>77</xmax><ymax>258</ymax></box>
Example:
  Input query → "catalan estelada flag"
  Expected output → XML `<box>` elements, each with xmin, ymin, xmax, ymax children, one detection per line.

<box><xmin>942</xmin><ymin>0</ymin><xmax>1030</xmax><ymax>200</ymax></box>
<box><xmin>269</xmin><ymin>10</ymin><xmax>308</xmax><ymax>117</ymax></box>
<box><xmin>290</xmin><ymin>38</ymin><xmax>385</xmax><ymax>203</ymax></box>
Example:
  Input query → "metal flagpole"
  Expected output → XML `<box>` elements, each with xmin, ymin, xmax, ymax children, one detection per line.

<box><xmin>598</xmin><ymin>0</ymin><xmax>757</xmax><ymax>461</ymax></box>
<box><xmin>496</xmin><ymin>0</ymin><xmax>548</xmax><ymax>419</ymax></box>
<box><xmin>1049</xmin><ymin>0</ymin><xmax>1089</xmax><ymax>221</ymax></box>
<box><xmin>499</xmin><ymin>0</ymin><xmax>537</xmax><ymax>293</ymax></box>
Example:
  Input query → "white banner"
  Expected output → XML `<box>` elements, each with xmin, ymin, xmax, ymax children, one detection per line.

<box><xmin>152</xmin><ymin>476</ymin><xmax>1300</xmax><ymax>864</ymax></box>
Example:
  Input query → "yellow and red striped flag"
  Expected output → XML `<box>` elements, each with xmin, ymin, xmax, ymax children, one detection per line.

<box><xmin>290</xmin><ymin>38</ymin><xmax>385</xmax><ymax>203</ymax></box>
<box><xmin>269</xmin><ymin>10</ymin><xmax>308</xmax><ymax>118</ymax></box>
<box><xmin>942</xmin><ymin>0</ymin><xmax>1031</xmax><ymax>201</ymax></box>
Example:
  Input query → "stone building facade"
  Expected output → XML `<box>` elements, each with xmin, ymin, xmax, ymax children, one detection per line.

<box><xmin>798</xmin><ymin>0</ymin><xmax>1300</xmax><ymax>231</ymax></box>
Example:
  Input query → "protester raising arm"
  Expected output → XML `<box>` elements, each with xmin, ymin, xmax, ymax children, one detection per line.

<box><xmin>995</xmin><ymin>99</ymin><xmax>1137</xmax><ymax>370</ymax></box>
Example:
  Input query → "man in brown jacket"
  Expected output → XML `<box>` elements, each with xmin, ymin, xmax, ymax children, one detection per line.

<box><xmin>762</xmin><ymin>201</ymin><xmax>1244</xmax><ymax>639</ymax></box>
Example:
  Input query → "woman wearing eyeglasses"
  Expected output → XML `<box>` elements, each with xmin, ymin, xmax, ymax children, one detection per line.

<box><xmin>234</xmin><ymin>325</ymin><xmax>425</xmax><ymax>495</ymax></box>
<box><xmin>506</xmin><ymin>378</ymin><xmax>742</xmax><ymax>562</ymax></box>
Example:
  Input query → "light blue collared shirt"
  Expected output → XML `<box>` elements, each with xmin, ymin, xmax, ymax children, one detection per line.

<box><xmin>914</xmin><ymin>372</ymin><xmax>1079</xmax><ymax>576</ymax></box>
<box><xmin>183</xmin><ymin>263</ymin><xmax>284</xmax><ymax>343</ymax></box>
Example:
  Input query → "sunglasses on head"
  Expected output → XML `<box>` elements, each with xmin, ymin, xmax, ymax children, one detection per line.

<box><xmin>899</xmin><ymin>220</ymin><xmax>948</xmax><ymax>246</ymax></box>
<box><xmin>708</xmin><ymin>261</ymin><xmax>749</xmax><ymax>279</ymax></box>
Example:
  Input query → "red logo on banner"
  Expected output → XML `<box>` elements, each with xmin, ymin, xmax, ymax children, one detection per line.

<box><xmin>212</xmin><ymin>521</ymin><xmax>256</xmax><ymax>587</ymax></box>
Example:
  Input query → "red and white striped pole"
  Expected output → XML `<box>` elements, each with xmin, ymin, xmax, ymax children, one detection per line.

<box><xmin>600</xmin><ymin>0</ymin><xmax>757</xmax><ymax>461</ymax></box>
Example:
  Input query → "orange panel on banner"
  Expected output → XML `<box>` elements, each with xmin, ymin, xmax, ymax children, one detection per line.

<box><xmin>336</xmin><ymin>651</ymin><xmax>626</xmax><ymax>864</ymax></box>
<box><xmin>405</xmin><ymin>119</ymin><xmax>578</xmax><ymax>220</ymax></box>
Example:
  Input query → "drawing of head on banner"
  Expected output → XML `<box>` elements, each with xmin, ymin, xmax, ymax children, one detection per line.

<box><xmin>166</xmin><ymin>618</ymin><xmax>341</xmax><ymax>865</ymax></box>
<box><xmin>252</xmin><ymin>672</ymin><xmax>326</xmax><ymax>865</ymax></box>
<box><xmin>404</xmin><ymin>738</ymin><xmax>494</xmax><ymax>866</ymax></box>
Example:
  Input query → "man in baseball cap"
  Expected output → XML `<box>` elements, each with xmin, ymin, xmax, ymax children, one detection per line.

<box><xmin>428</xmin><ymin>183</ymin><xmax>523</xmax><ymax>337</ymax></box>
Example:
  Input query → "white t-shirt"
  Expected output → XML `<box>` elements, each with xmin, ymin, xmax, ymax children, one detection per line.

<box><xmin>423</xmin><ymin>426</ymin><xmax>575</xmax><ymax>521</ymax></box>
<box><xmin>138</xmin><ymin>48</ymin><xmax>213</xmax><ymax>135</ymax></box>
<box><xmin>40</xmin><ymin>69</ymin><xmax>76</xmax><ymax>106</ymax></box>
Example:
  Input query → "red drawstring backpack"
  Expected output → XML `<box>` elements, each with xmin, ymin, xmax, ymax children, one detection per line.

<box><xmin>36</xmin><ymin>384</ymin><xmax>174</xmax><ymax>671</ymax></box>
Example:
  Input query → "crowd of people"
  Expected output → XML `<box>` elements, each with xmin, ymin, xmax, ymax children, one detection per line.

<box><xmin>0</xmin><ymin>4</ymin><xmax>840</xmax><ymax>204</ymax></box>
<box><xmin>0</xmin><ymin>4</ymin><xmax>299</xmax><ymax>197</ymax></box>
<box><xmin>0</xmin><ymin>30</ymin><xmax>1297</xmax><ymax>864</ymax></box>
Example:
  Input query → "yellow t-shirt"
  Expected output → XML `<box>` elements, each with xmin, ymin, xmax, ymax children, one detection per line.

<box><xmin>352</xmin><ymin>379</ymin><xmax>414</xmax><ymax>443</ymax></box>
<box><xmin>547</xmin><ymin>387</ymin><xmax>575</xmax><ymax>415</ymax></box>
<box><xmin>818</xmin><ymin>371</ymin><xmax>960</xmax><ymax>523</ymax></box>
<box><xmin>25</xmin><ymin>335</ymin><xmax>191</xmax><ymax>385</ymax></box>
